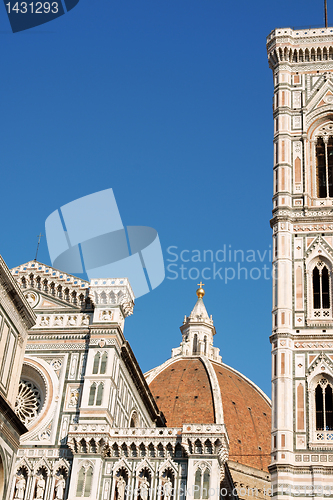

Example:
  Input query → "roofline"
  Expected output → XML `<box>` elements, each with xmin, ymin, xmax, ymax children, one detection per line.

<box><xmin>145</xmin><ymin>355</ymin><xmax>271</xmax><ymax>407</ymax></box>
<box><xmin>12</xmin><ymin>260</ymin><xmax>90</xmax><ymax>285</ymax></box>
<box><xmin>121</xmin><ymin>341</ymin><xmax>166</xmax><ymax>427</ymax></box>
<box><xmin>0</xmin><ymin>255</ymin><xmax>36</xmax><ymax>329</ymax></box>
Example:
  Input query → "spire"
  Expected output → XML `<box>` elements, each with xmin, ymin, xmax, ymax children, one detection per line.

<box><xmin>172</xmin><ymin>285</ymin><xmax>221</xmax><ymax>362</ymax></box>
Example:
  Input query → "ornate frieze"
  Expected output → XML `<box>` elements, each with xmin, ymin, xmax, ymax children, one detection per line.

<box><xmin>33</xmin><ymin>313</ymin><xmax>91</xmax><ymax>328</ymax></box>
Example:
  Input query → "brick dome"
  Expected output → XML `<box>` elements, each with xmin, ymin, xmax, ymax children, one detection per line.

<box><xmin>146</xmin><ymin>356</ymin><xmax>271</xmax><ymax>472</ymax></box>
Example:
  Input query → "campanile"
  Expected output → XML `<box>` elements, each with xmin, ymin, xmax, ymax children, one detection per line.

<box><xmin>267</xmin><ymin>27</ymin><xmax>333</xmax><ymax>496</ymax></box>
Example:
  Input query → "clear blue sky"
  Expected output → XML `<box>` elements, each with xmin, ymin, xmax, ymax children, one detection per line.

<box><xmin>0</xmin><ymin>0</ymin><xmax>327</xmax><ymax>397</ymax></box>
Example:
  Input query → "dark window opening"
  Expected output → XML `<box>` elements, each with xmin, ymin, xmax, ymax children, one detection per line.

<box><xmin>313</xmin><ymin>264</ymin><xmax>330</xmax><ymax>310</ymax></box>
<box><xmin>326</xmin><ymin>385</ymin><xmax>333</xmax><ymax>430</ymax></box>
<box><xmin>316</xmin><ymin>385</ymin><xmax>324</xmax><ymax>430</ymax></box>
<box><xmin>316</xmin><ymin>381</ymin><xmax>333</xmax><ymax>431</ymax></box>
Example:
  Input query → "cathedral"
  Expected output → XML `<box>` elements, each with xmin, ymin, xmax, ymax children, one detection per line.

<box><xmin>1</xmin><ymin>19</ymin><xmax>333</xmax><ymax>500</ymax></box>
<box><xmin>0</xmin><ymin>261</ymin><xmax>271</xmax><ymax>500</ymax></box>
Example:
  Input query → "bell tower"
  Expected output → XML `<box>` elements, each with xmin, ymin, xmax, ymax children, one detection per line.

<box><xmin>267</xmin><ymin>27</ymin><xmax>333</xmax><ymax>496</ymax></box>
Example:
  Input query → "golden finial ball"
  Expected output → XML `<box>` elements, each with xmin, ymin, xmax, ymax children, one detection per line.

<box><xmin>196</xmin><ymin>282</ymin><xmax>205</xmax><ymax>299</ymax></box>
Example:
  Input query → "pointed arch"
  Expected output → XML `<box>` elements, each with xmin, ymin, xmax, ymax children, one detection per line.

<box><xmin>194</xmin><ymin>469</ymin><xmax>202</xmax><ymax>499</ymax></box>
<box><xmin>202</xmin><ymin>469</ymin><xmax>210</xmax><ymax>499</ymax></box>
<box><xmin>193</xmin><ymin>334</ymin><xmax>198</xmax><ymax>355</ymax></box>
<box><xmin>88</xmin><ymin>383</ymin><xmax>96</xmax><ymax>406</ymax></box>
<box><xmin>96</xmin><ymin>383</ymin><xmax>104</xmax><ymax>406</ymax></box>
<box><xmin>92</xmin><ymin>352</ymin><xmax>100</xmax><ymax>374</ymax></box>
<box><xmin>100</xmin><ymin>352</ymin><xmax>108</xmax><ymax>374</ymax></box>
<box><xmin>307</xmin><ymin>255</ymin><xmax>333</xmax><ymax>322</ymax></box>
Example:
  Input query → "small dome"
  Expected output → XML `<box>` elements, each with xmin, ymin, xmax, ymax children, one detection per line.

<box><xmin>147</xmin><ymin>357</ymin><xmax>271</xmax><ymax>471</ymax></box>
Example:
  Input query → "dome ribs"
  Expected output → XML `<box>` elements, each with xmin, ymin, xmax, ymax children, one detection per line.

<box><xmin>148</xmin><ymin>357</ymin><xmax>271</xmax><ymax>472</ymax></box>
<box><xmin>212</xmin><ymin>363</ymin><xmax>271</xmax><ymax>472</ymax></box>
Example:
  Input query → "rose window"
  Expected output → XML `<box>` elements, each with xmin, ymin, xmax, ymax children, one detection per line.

<box><xmin>15</xmin><ymin>380</ymin><xmax>42</xmax><ymax>425</ymax></box>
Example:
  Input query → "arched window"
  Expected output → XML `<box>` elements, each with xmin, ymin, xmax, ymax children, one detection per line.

<box><xmin>312</xmin><ymin>263</ymin><xmax>330</xmax><ymax>310</ymax></box>
<box><xmin>130</xmin><ymin>411</ymin><xmax>138</xmax><ymax>428</ymax></box>
<box><xmin>316</xmin><ymin>136</ymin><xmax>333</xmax><ymax>198</ymax></box>
<box><xmin>88</xmin><ymin>384</ymin><xmax>96</xmax><ymax>406</ymax></box>
<box><xmin>193</xmin><ymin>334</ymin><xmax>198</xmax><ymax>355</ymax></box>
<box><xmin>76</xmin><ymin>465</ymin><xmax>93</xmax><ymax>497</ymax></box>
<box><xmin>194</xmin><ymin>467</ymin><xmax>210</xmax><ymax>499</ymax></box>
<box><xmin>92</xmin><ymin>353</ymin><xmax>100</xmax><ymax>374</ymax></box>
<box><xmin>316</xmin><ymin>380</ymin><xmax>333</xmax><ymax>430</ymax></box>
<box><xmin>194</xmin><ymin>440</ymin><xmax>202</xmax><ymax>454</ymax></box>
<box><xmin>202</xmin><ymin>469</ymin><xmax>210</xmax><ymax>500</ymax></box>
<box><xmin>194</xmin><ymin>469</ymin><xmax>201</xmax><ymax>500</ymax></box>
<box><xmin>203</xmin><ymin>336</ymin><xmax>207</xmax><ymax>355</ymax></box>
<box><xmin>92</xmin><ymin>351</ymin><xmax>108</xmax><ymax>374</ymax></box>
<box><xmin>100</xmin><ymin>353</ymin><xmax>107</xmax><ymax>374</ymax></box>
<box><xmin>96</xmin><ymin>384</ymin><xmax>104</xmax><ymax>406</ymax></box>
<box><xmin>88</xmin><ymin>383</ymin><xmax>103</xmax><ymax>406</ymax></box>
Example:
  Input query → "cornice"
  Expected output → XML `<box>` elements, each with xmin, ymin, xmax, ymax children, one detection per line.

<box><xmin>269</xmin><ymin>463</ymin><xmax>333</xmax><ymax>474</ymax></box>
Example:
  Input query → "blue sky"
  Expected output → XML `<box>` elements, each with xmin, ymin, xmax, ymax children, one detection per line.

<box><xmin>0</xmin><ymin>0</ymin><xmax>327</xmax><ymax>397</ymax></box>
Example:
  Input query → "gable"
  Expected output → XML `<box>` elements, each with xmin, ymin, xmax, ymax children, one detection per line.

<box><xmin>11</xmin><ymin>261</ymin><xmax>91</xmax><ymax>312</ymax></box>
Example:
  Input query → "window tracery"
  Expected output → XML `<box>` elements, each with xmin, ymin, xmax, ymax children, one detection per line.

<box><xmin>194</xmin><ymin>467</ymin><xmax>210</xmax><ymax>500</ymax></box>
<box><xmin>307</xmin><ymin>258</ymin><xmax>332</xmax><ymax>322</ymax></box>
<box><xmin>309</xmin><ymin>373</ymin><xmax>333</xmax><ymax>443</ymax></box>
<box><xmin>76</xmin><ymin>465</ymin><xmax>93</xmax><ymax>497</ymax></box>
<box><xmin>88</xmin><ymin>383</ymin><xmax>104</xmax><ymax>406</ymax></box>
<box><xmin>315</xmin><ymin>123</ymin><xmax>333</xmax><ymax>198</ymax></box>
<box><xmin>15</xmin><ymin>380</ymin><xmax>42</xmax><ymax>426</ymax></box>
<box><xmin>92</xmin><ymin>352</ymin><xmax>108</xmax><ymax>374</ymax></box>
<box><xmin>315</xmin><ymin>378</ymin><xmax>333</xmax><ymax>434</ymax></box>
<box><xmin>312</xmin><ymin>262</ymin><xmax>330</xmax><ymax>312</ymax></box>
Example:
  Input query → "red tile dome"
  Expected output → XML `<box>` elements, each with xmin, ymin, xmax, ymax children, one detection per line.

<box><xmin>147</xmin><ymin>356</ymin><xmax>271</xmax><ymax>471</ymax></box>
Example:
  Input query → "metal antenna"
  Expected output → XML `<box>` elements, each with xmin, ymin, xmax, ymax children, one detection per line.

<box><xmin>325</xmin><ymin>0</ymin><xmax>328</xmax><ymax>28</ymax></box>
<box><xmin>34</xmin><ymin>233</ymin><xmax>43</xmax><ymax>261</ymax></box>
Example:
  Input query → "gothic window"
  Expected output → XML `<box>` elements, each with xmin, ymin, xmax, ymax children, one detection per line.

<box><xmin>194</xmin><ymin>469</ymin><xmax>201</xmax><ymax>500</ymax></box>
<box><xmin>193</xmin><ymin>334</ymin><xmax>198</xmax><ymax>355</ymax></box>
<box><xmin>202</xmin><ymin>470</ymin><xmax>210</xmax><ymax>499</ymax></box>
<box><xmin>92</xmin><ymin>352</ymin><xmax>107</xmax><ymax>374</ymax></box>
<box><xmin>312</xmin><ymin>263</ymin><xmax>330</xmax><ymax>311</ymax></box>
<box><xmin>195</xmin><ymin>439</ymin><xmax>202</xmax><ymax>453</ymax></box>
<box><xmin>76</xmin><ymin>465</ymin><xmax>93</xmax><ymax>497</ymax></box>
<box><xmin>315</xmin><ymin>380</ymin><xmax>333</xmax><ymax>430</ymax></box>
<box><xmin>129</xmin><ymin>410</ymin><xmax>139</xmax><ymax>428</ymax></box>
<box><xmin>100</xmin><ymin>353</ymin><xmax>107</xmax><ymax>374</ymax></box>
<box><xmin>92</xmin><ymin>353</ymin><xmax>100</xmax><ymax>374</ymax></box>
<box><xmin>316</xmin><ymin>136</ymin><xmax>333</xmax><ymax>198</ymax></box>
<box><xmin>88</xmin><ymin>384</ymin><xmax>96</xmax><ymax>406</ymax></box>
<box><xmin>194</xmin><ymin>468</ymin><xmax>210</xmax><ymax>500</ymax></box>
<box><xmin>88</xmin><ymin>383</ymin><xmax>103</xmax><ymax>406</ymax></box>
<box><xmin>96</xmin><ymin>384</ymin><xmax>104</xmax><ymax>406</ymax></box>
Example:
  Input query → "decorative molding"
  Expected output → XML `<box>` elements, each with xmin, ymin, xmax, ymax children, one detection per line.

<box><xmin>89</xmin><ymin>279</ymin><xmax>135</xmax><ymax>317</ymax></box>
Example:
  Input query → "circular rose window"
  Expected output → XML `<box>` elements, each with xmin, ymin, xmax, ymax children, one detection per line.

<box><xmin>14</xmin><ymin>364</ymin><xmax>47</xmax><ymax>427</ymax></box>
<box><xmin>15</xmin><ymin>380</ymin><xmax>42</xmax><ymax>425</ymax></box>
